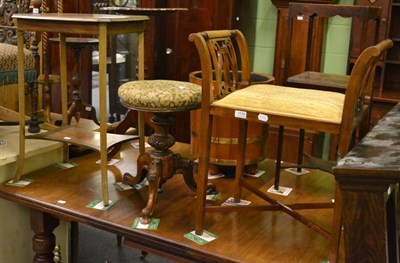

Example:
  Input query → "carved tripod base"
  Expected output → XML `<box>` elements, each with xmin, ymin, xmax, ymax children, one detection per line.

<box><xmin>123</xmin><ymin>113</ymin><xmax>197</xmax><ymax>224</ymax></box>
<box><xmin>67</xmin><ymin>98</ymin><xmax>100</xmax><ymax>126</ymax></box>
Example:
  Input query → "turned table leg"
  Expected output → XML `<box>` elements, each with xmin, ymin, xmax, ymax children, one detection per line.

<box><xmin>30</xmin><ymin>209</ymin><xmax>60</xmax><ymax>263</ymax></box>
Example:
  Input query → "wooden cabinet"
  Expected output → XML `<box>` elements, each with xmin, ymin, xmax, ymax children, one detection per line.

<box><xmin>352</xmin><ymin>0</ymin><xmax>400</xmax><ymax>126</ymax></box>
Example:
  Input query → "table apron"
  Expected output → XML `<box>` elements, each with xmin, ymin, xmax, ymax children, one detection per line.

<box><xmin>16</xmin><ymin>20</ymin><xmax>146</xmax><ymax>35</ymax></box>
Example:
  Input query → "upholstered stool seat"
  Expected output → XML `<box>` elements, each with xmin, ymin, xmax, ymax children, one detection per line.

<box><xmin>118</xmin><ymin>79</ymin><xmax>201</xmax><ymax>224</ymax></box>
<box><xmin>119</xmin><ymin>79</ymin><xmax>202</xmax><ymax>112</ymax></box>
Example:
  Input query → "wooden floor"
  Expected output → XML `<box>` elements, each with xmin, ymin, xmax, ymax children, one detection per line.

<box><xmin>0</xmin><ymin>140</ymin><xmax>344</xmax><ymax>262</ymax></box>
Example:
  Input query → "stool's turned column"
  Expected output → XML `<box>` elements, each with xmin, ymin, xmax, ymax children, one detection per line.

<box><xmin>125</xmin><ymin>113</ymin><xmax>174</xmax><ymax>222</ymax></box>
<box><xmin>30</xmin><ymin>209</ymin><xmax>59</xmax><ymax>263</ymax></box>
<box><xmin>123</xmin><ymin>112</ymin><xmax>197</xmax><ymax>224</ymax></box>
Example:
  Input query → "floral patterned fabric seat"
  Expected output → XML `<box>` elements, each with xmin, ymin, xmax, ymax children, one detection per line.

<box><xmin>118</xmin><ymin>79</ymin><xmax>201</xmax><ymax>112</ymax></box>
<box><xmin>0</xmin><ymin>42</ymin><xmax>36</xmax><ymax>86</ymax></box>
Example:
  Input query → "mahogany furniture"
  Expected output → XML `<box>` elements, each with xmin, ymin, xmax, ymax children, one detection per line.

<box><xmin>45</xmin><ymin>0</ymin><xmax>96</xmax><ymax>114</ymax></box>
<box><xmin>0</xmin><ymin>141</ymin><xmax>341</xmax><ymax>262</ymax></box>
<box><xmin>333</xmin><ymin>102</ymin><xmax>400</xmax><ymax>263</ymax></box>
<box><xmin>118</xmin><ymin>79</ymin><xmax>201</xmax><ymax>224</ymax></box>
<box><xmin>285</xmin><ymin>3</ymin><xmax>381</xmax><ymax>90</ymax></box>
<box><xmin>190</xmin><ymin>28</ymin><xmax>392</xmax><ymax>262</ymax></box>
<box><xmin>49</xmin><ymin>37</ymin><xmax>100</xmax><ymax>125</ymax></box>
<box><xmin>267</xmin><ymin>0</ymin><xmax>337</xmax><ymax>165</ymax></box>
<box><xmin>284</xmin><ymin>3</ymin><xmax>382</xmax><ymax>162</ymax></box>
<box><xmin>271</xmin><ymin>0</ymin><xmax>336</xmax><ymax>86</ymax></box>
<box><xmin>13</xmin><ymin>13</ymin><xmax>149</xmax><ymax>207</ymax></box>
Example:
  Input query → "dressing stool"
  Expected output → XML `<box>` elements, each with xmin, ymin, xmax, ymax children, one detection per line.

<box><xmin>118</xmin><ymin>79</ymin><xmax>201</xmax><ymax>224</ymax></box>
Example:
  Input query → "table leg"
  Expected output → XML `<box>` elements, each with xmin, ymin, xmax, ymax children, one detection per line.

<box><xmin>99</xmin><ymin>24</ymin><xmax>109</xmax><ymax>206</ymax></box>
<box><xmin>137</xmin><ymin>31</ymin><xmax>145</xmax><ymax>154</ymax></box>
<box><xmin>14</xmin><ymin>30</ymin><xmax>26</xmax><ymax>182</ymax></box>
<box><xmin>30</xmin><ymin>209</ymin><xmax>60</xmax><ymax>263</ymax></box>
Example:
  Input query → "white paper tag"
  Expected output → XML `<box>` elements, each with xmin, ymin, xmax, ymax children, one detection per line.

<box><xmin>267</xmin><ymin>185</ymin><xmax>293</xmax><ymax>196</ymax></box>
<box><xmin>6</xmin><ymin>179</ymin><xmax>33</xmax><ymax>187</ymax></box>
<box><xmin>208</xmin><ymin>173</ymin><xmax>225</xmax><ymax>179</ymax></box>
<box><xmin>221</xmin><ymin>197</ymin><xmax>251</xmax><ymax>206</ymax></box>
<box><xmin>132</xmin><ymin>142</ymin><xmax>151</xmax><ymax>148</ymax></box>
<box><xmin>234</xmin><ymin>110</ymin><xmax>247</xmax><ymax>119</ymax></box>
<box><xmin>114</xmin><ymin>182</ymin><xmax>134</xmax><ymax>191</ymax></box>
<box><xmin>185</xmin><ymin>230</ymin><xmax>218</xmax><ymax>244</ymax></box>
<box><xmin>87</xmin><ymin>199</ymin><xmax>115</xmax><ymax>210</ymax></box>
<box><xmin>56</xmin><ymin>162</ymin><xmax>78</xmax><ymax>169</ymax></box>
<box><xmin>258</xmin><ymin>113</ymin><xmax>268</xmax><ymax>122</ymax></box>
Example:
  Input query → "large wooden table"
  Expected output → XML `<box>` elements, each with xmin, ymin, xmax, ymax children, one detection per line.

<box><xmin>0</xmin><ymin>141</ymin><xmax>339</xmax><ymax>262</ymax></box>
<box><xmin>334</xmin><ymin>102</ymin><xmax>400</xmax><ymax>263</ymax></box>
<box><xmin>14</xmin><ymin>13</ymin><xmax>149</xmax><ymax>206</ymax></box>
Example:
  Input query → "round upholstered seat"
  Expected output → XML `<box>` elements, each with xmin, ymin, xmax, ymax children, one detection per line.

<box><xmin>118</xmin><ymin>79</ymin><xmax>202</xmax><ymax>112</ymax></box>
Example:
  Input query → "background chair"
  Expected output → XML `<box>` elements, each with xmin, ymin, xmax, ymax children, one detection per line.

<box><xmin>285</xmin><ymin>3</ymin><xmax>382</xmax><ymax>91</ymax></box>
<box><xmin>189</xmin><ymin>29</ymin><xmax>392</xmax><ymax>262</ymax></box>
<box><xmin>281</xmin><ymin>3</ymin><xmax>382</xmax><ymax>172</ymax></box>
<box><xmin>0</xmin><ymin>0</ymin><xmax>42</xmax><ymax>132</ymax></box>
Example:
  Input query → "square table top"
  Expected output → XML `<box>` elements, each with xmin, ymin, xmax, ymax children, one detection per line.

<box><xmin>12</xmin><ymin>13</ymin><xmax>149</xmax><ymax>23</ymax></box>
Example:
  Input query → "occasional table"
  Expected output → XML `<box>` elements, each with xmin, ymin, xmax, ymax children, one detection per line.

<box><xmin>14</xmin><ymin>13</ymin><xmax>149</xmax><ymax>206</ymax></box>
<box><xmin>49</xmin><ymin>37</ymin><xmax>100</xmax><ymax>125</ymax></box>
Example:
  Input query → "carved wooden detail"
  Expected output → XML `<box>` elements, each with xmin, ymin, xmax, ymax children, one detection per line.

<box><xmin>0</xmin><ymin>0</ymin><xmax>34</xmax><ymax>45</ymax></box>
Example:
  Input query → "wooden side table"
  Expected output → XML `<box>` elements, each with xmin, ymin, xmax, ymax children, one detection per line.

<box><xmin>49</xmin><ymin>37</ymin><xmax>100</xmax><ymax>125</ymax></box>
<box><xmin>14</xmin><ymin>13</ymin><xmax>149</xmax><ymax>206</ymax></box>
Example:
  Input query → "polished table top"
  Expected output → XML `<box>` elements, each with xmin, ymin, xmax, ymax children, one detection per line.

<box><xmin>13</xmin><ymin>13</ymin><xmax>149</xmax><ymax>22</ymax></box>
<box><xmin>0</xmin><ymin>142</ymin><xmax>338</xmax><ymax>262</ymax></box>
<box><xmin>334</xmin><ymin>102</ymin><xmax>400</xmax><ymax>177</ymax></box>
<box><xmin>100</xmin><ymin>6</ymin><xmax>188</xmax><ymax>15</ymax></box>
